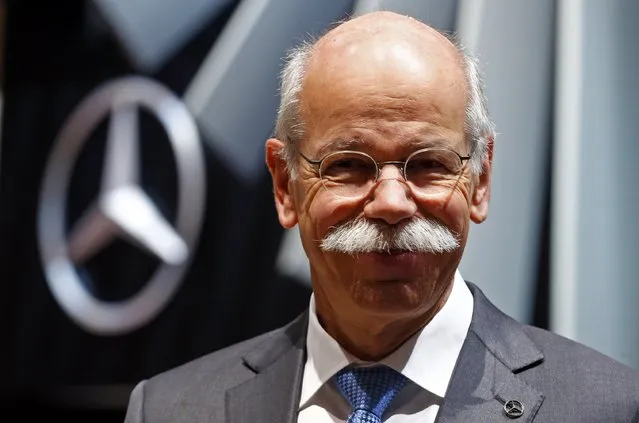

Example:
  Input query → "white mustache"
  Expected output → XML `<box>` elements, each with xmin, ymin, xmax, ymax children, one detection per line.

<box><xmin>320</xmin><ymin>217</ymin><xmax>459</xmax><ymax>255</ymax></box>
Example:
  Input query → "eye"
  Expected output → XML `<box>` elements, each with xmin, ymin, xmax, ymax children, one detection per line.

<box><xmin>406</xmin><ymin>158</ymin><xmax>447</xmax><ymax>172</ymax></box>
<box><xmin>321</xmin><ymin>153</ymin><xmax>376</xmax><ymax>183</ymax></box>
<box><xmin>407</xmin><ymin>149</ymin><xmax>461</xmax><ymax>174</ymax></box>
<box><xmin>330</xmin><ymin>157</ymin><xmax>368</xmax><ymax>170</ymax></box>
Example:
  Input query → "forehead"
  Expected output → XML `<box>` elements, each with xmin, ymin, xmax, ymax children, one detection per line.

<box><xmin>298</xmin><ymin>32</ymin><xmax>468</xmax><ymax>155</ymax></box>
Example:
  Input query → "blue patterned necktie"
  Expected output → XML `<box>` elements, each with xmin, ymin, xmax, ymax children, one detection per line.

<box><xmin>334</xmin><ymin>365</ymin><xmax>408</xmax><ymax>423</ymax></box>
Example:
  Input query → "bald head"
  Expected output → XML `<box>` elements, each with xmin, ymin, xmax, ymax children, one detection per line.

<box><xmin>274</xmin><ymin>11</ymin><xmax>494</xmax><ymax>175</ymax></box>
<box><xmin>303</xmin><ymin>11</ymin><xmax>468</xmax><ymax>139</ymax></box>
<box><xmin>314</xmin><ymin>11</ymin><xmax>462</xmax><ymax>68</ymax></box>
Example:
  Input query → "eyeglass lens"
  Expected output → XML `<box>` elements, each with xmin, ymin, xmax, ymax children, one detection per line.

<box><xmin>319</xmin><ymin>148</ymin><xmax>464</xmax><ymax>198</ymax></box>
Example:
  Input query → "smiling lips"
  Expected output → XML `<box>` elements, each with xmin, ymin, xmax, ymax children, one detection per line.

<box><xmin>385</xmin><ymin>249</ymin><xmax>410</xmax><ymax>255</ymax></box>
<box><xmin>360</xmin><ymin>249</ymin><xmax>420</xmax><ymax>263</ymax></box>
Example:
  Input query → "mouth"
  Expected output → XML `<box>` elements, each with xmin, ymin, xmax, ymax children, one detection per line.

<box><xmin>361</xmin><ymin>248</ymin><xmax>413</xmax><ymax>256</ymax></box>
<box><xmin>359</xmin><ymin>249</ymin><xmax>419</xmax><ymax>261</ymax></box>
<box><xmin>354</xmin><ymin>250</ymin><xmax>422</xmax><ymax>280</ymax></box>
<box><xmin>386</xmin><ymin>249</ymin><xmax>410</xmax><ymax>255</ymax></box>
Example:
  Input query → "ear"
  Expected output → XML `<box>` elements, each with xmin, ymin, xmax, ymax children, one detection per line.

<box><xmin>470</xmin><ymin>136</ymin><xmax>494</xmax><ymax>224</ymax></box>
<box><xmin>265</xmin><ymin>138</ymin><xmax>298</xmax><ymax>228</ymax></box>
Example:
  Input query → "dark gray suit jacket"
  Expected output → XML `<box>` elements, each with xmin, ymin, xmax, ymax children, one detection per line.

<box><xmin>124</xmin><ymin>283</ymin><xmax>639</xmax><ymax>422</ymax></box>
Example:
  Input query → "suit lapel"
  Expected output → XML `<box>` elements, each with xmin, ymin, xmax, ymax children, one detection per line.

<box><xmin>435</xmin><ymin>283</ymin><xmax>545</xmax><ymax>423</ymax></box>
<box><xmin>225</xmin><ymin>312</ymin><xmax>308</xmax><ymax>423</ymax></box>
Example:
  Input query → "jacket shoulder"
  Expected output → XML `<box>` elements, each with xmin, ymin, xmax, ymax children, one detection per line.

<box><xmin>127</xmin><ymin>314</ymin><xmax>307</xmax><ymax>422</ymax></box>
<box><xmin>521</xmin><ymin>324</ymin><xmax>639</xmax><ymax>417</ymax></box>
<box><xmin>523</xmin><ymin>323</ymin><xmax>639</xmax><ymax>377</ymax></box>
<box><xmin>147</xmin><ymin>322</ymin><xmax>289</xmax><ymax>391</ymax></box>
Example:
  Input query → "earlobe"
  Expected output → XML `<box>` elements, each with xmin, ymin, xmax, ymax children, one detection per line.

<box><xmin>265</xmin><ymin>138</ymin><xmax>298</xmax><ymax>228</ymax></box>
<box><xmin>469</xmin><ymin>136</ymin><xmax>494</xmax><ymax>224</ymax></box>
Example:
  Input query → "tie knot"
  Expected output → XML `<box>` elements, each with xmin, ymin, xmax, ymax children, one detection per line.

<box><xmin>334</xmin><ymin>365</ymin><xmax>407</xmax><ymax>420</ymax></box>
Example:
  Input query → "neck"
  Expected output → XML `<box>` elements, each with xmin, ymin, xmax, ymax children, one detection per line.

<box><xmin>315</xmin><ymin>284</ymin><xmax>453</xmax><ymax>361</ymax></box>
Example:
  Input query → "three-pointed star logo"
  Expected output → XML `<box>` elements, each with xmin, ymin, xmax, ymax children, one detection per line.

<box><xmin>67</xmin><ymin>104</ymin><xmax>187</xmax><ymax>266</ymax></box>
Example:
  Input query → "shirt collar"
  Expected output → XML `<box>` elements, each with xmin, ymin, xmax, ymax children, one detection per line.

<box><xmin>299</xmin><ymin>270</ymin><xmax>473</xmax><ymax>407</ymax></box>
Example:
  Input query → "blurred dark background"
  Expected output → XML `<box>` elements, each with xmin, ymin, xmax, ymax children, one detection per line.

<box><xmin>0</xmin><ymin>0</ymin><xmax>321</xmax><ymax>418</ymax></box>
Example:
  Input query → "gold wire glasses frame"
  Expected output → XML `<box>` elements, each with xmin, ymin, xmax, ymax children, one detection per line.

<box><xmin>299</xmin><ymin>147</ymin><xmax>471</xmax><ymax>199</ymax></box>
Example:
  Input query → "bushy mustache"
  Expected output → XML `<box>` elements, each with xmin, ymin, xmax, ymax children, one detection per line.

<box><xmin>320</xmin><ymin>217</ymin><xmax>459</xmax><ymax>255</ymax></box>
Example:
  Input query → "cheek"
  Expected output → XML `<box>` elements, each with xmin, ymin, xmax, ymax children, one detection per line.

<box><xmin>419</xmin><ymin>183</ymin><xmax>473</xmax><ymax>236</ymax></box>
<box><xmin>294</xmin><ymin>181</ymin><xmax>363</xmax><ymax>246</ymax></box>
<box><xmin>442</xmin><ymin>197</ymin><xmax>471</xmax><ymax>235</ymax></box>
<box><xmin>306</xmin><ymin>193</ymin><xmax>363</xmax><ymax>239</ymax></box>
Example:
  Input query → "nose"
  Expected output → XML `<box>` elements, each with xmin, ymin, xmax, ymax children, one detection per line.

<box><xmin>364</xmin><ymin>165</ymin><xmax>417</xmax><ymax>225</ymax></box>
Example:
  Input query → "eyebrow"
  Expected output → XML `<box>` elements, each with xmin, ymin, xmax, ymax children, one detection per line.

<box><xmin>409</xmin><ymin>138</ymin><xmax>452</xmax><ymax>150</ymax></box>
<box><xmin>313</xmin><ymin>137</ymin><xmax>454</xmax><ymax>158</ymax></box>
<box><xmin>314</xmin><ymin>139</ymin><xmax>374</xmax><ymax>158</ymax></box>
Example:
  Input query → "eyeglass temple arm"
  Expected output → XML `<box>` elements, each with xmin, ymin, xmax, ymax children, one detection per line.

<box><xmin>298</xmin><ymin>152</ymin><xmax>322</xmax><ymax>166</ymax></box>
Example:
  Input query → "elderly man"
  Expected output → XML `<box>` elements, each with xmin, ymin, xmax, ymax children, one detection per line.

<box><xmin>124</xmin><ymin>11</ymin><xmax>639</xmax><ymax>423</ymax></box>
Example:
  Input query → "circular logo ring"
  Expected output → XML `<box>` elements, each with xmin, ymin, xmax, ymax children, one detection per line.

<box><xmin>503</xmin><ymin>399</ymin><xmax>524</xmax><ymax>419</ymax></box>
<box><xmin>37</xmin><ymin>76</ymin><xmax>206</xmax><ymax>335</ymax></box>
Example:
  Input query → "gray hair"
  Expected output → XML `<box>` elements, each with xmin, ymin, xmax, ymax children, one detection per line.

<box><xmin>274</xmin><ymin>32</ymin><xmax>495</xmax><ymax>176</ymax></box>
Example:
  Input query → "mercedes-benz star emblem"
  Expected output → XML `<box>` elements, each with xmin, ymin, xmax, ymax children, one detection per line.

<box><xmin>37</xmin><ymin>76</ymin><xmax>206</xmax><ymax>335</ymax></box>
<box><xmin>503</xmin><ymin>399</ymin><xmax>524</xmax><ymax>419</ymax></box>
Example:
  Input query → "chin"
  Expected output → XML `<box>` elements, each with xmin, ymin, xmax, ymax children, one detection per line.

<box><xmin>348</xmin><ymin>278</ymin><xmax>429</xmax><ymax>316</ymax></box>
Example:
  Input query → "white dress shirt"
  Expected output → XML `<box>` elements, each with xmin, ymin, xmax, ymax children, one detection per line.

<box><xmin>297</xmin><ymin>270</ymin><xmax>473</xmax><ymax>422</ymax></box>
